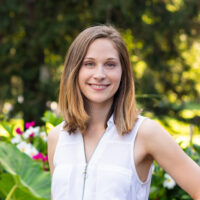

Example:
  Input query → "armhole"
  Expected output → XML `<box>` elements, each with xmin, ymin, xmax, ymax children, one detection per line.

<box><xmin>130</xmin><ymin>116</ymin><xmax>154</xmax><ymax>185</ymax></box>
<box><xmin>53</xmin><ymin>121</ymin><xmax>65</xmax><ymax>167</ymax></box>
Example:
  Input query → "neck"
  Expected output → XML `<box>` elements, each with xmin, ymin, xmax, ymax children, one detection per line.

<box><xmin>86</xmin><ymin>100</ymin><xmax>113</xmax><ymax>129</ymax></box>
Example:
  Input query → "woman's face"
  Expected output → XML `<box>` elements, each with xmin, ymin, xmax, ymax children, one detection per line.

<box><xmin>78</xmin><ymin>38</ymin><xmax>122</xmax><ymax>107</ymax></box>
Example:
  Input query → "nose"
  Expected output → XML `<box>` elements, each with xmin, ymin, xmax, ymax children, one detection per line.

<box><xmin>93</xmin><ymin>65</ymin><xmax>106</xmax><ymax>80</ymax></box>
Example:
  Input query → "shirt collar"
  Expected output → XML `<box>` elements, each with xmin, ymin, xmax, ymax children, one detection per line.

<box><xmin>107</xmin><ymin>114</ymin><xmax>114</xmax><ymax>128</ymax></box>
<box><xmin>61</xmin><ymin>114</ymin><xmax>115</xmax><ymax>132</ymax></box>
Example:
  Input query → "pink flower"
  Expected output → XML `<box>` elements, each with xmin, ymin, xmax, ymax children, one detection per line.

<box><xmin>43</xmin><ymin>168</ymin><xmax>48</xmax><ymax>171</ymax></box>
<box><xmin>16</xmin><ymin>128</ymin><xmax>23</xmax><ymax>135</ymax></box>
<box><xmin>32</xmin><ymin>153</ymin><xmax>48</xmax><ymax>162</ymax></box>
<box><xmin>32</xmin><ymin>152</ymin><xmax>43</xmax><ymax>160</ymax></box>
<box><xmin>25</xmin><ymin>121</ymin><xmax>35</xmax><ymax>129</ymax></box>
<box><xmin>42</xmin><ymin>155</ymin><xmax>48</xmax><ymax>162</ymax></box>
<box><xmin>29</xmin><ymin>133</ymin><xmax>34</xmax><ymax>138</ymax></box>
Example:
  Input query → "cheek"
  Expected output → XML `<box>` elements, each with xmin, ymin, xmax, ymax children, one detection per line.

<box><xmin>114</xmin><ymin>70</ymin><xmax>122</xmax><ymax>85</ymax></box>
<box><xmin>78</xmin><ymin>68</ymin><xmax>90</xmax><ymax>93</ymax></box>
<box><xmin>78</xmin><ymin>68</ymin><xmax>86</xmax><ymax>85</ymax></box>
<box><xmin>113</xmin><ymin>71</ymin><xmax>122</xmax><ymax>91</ymax></box>
<box><xmin>78</xmin><ymin>78</ymin><xmax>84</xmax><ymax>96</ymax></box>
<box><xmin>78</xmin><ymin>71</ymin><xmax>83</xmax><ymax>94</ymax></box>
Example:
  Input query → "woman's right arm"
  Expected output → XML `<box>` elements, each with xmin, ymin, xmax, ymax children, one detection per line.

<box><xmin>47</xmin><ymin>125</ymin><xmax>61</xmax><ymax>200</ymax></box>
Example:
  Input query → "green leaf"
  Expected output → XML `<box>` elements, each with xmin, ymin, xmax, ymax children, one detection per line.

<box><xmin>41</xmin><ymin>111</ymin><xmax>62</xmax><ymax>126</ymax></box>
<box><xmin>0</xmin><ymin>173</ymin><xmax>15</xmax><ymax>199</ymax></box>
<box><xmin>0</xmin><ymin>122</ymin><xmax>15</xmax><ymax>138</ymax></box>
<box><xmin>193</xmin><ymin>144</ymin><xmax>200</xmax><ymax>155</ymax></box>
<box><xmin>0</xmin><ymin>142</ymin><xmax>51</xmax><ymax>200</ymax></box>
<box><xmin>0</xmin><ymin>173</ymin><xmax>40</xmax><ymax>200</ymax></box>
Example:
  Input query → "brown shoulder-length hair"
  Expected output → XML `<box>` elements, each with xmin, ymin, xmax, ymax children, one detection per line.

<box><xmin>59</xmin><ymin>25</ymin><xmax>139</xmax><ymax>135</ymax></box>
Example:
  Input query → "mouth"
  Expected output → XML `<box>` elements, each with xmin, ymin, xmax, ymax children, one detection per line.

<box><xmin>88</xmin><ymin>83</ymin><xmax>110</xmax><ymax>89</ymax></box>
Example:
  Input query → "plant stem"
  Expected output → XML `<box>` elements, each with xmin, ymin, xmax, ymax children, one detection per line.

<box><xmin>6</xmin><ymin>184</ymin><xmax>17</xmax><ymax>200</ymax></box>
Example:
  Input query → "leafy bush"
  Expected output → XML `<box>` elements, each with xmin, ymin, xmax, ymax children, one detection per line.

<box><xmin>0</xmin><ymin>111</ymin><xmax>62</xmax><ymax>200</ymax></box>
<box><xmin>150</xmin><ymin>144</ymin><xmax>200</xmax><ymax>200</ymax></box>
<box><xmin>0</xmin><ymin>142</ymin><xmax>51</xmax><ymax>200</ymax></box>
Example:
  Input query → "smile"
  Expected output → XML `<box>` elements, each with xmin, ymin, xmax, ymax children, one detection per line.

<box><xmin>88</xmin><ymin>83</ymin><xmax>110</xmax><ymax>90</ymax></box>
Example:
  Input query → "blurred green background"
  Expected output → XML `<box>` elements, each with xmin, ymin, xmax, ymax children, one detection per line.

<box><xmin>0</xmin><ymin>0</ymin><xmax>200</xmax><ymax>139</ymax></box>
<box><xmin>0</xmin><ymin>1</ymin><xmax>200</xmax><ymax>199</ymax></box>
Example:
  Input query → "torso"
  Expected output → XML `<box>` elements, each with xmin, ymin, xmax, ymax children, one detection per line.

<box><xmin>85</xmin><ymin>126</ymin><xmax>153</xmax><ymax>182</ymax></box>
<box><xmin>83</xmin><ymin>126</ymin><xmax>106</xmax><ymax>163</ymax></box>
<box><xmin>50</xmin><ymin>115</ymin><xmax>153</xmax><ymax>200</ymax></box>
<box><xmin>53</xmin><ymin>118</ymin><xmax>153</xmax><ymax>182</ymax></box>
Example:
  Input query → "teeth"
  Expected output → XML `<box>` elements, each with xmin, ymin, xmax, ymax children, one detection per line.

<box><xmin>91</xmin><ymin>84</ymin><xmax>107</xmax><ymax>89</ymax></box>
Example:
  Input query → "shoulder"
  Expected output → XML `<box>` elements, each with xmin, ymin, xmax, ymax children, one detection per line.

<box><xmin>137</xmin><ymin>117</ymin><xmax>174</xmax><ymax>154</ymax></box>
<box><xmin>47</xmin><ymin>122</ymin><xmax>64</xmax><ymax>155</ymax></box>
<box><xmin>138</xmin><ymin>117</ymin><xmax>169</xmax><ymax>139</ymax></box>
<box><xmin>48</xmin><ymin>122</ymin><xmax>64</xmax><ymax>174</ymax></box>
<box><xmin>48</xmin><ymin>122</ymin><xmax>63</xmax><ymax>144</ymax></box>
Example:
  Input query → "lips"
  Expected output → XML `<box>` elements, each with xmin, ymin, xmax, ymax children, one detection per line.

<box><xmin>88</xmin><ymin>83</ymin><xmax>110</xmax><ymax>90</ymax></box>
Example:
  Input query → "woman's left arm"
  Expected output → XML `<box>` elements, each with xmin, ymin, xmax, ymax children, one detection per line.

<box><xmin>141</xmin><ymin>119</ymin><xmax>200</xmax><ymax>200</ymax></box>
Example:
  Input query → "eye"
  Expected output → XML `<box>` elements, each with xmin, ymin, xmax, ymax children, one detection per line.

<box><xmin>84</xmin><ymin>61</ymin><xmax>94</xmax><ymax>67</ymax></box>
<box><xmin>106</xmin><ymin>62</ymin><xmax>116</xmax><ymax>67</ymax></box>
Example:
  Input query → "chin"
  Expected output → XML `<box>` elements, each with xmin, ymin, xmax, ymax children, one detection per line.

<box><xmin>92</xmin><ymin>98</ymin><xmax>113</xmax><ymax>105</ymax></box>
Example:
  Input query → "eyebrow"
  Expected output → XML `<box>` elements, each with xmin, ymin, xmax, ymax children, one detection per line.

<box><xmin>84</xmin><ymin>57</ymin><xmax>119</xmax><ymax>60</ymax></box>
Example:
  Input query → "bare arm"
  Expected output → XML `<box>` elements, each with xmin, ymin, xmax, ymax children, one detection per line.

<box><xmin>47</xmin><ymin>125</ymin><xmax>60</xmax><ymax>200</ymax></box>
<box><xmin>140</xmin><ymin>119</ymin><xmax>200</xmax><ymax>200</ymax></box>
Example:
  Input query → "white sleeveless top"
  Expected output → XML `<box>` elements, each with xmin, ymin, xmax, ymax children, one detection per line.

<box><xmin>52</xmin><ymin>115</ymin><xmax>153</xmax><ymax>200</ymax></box>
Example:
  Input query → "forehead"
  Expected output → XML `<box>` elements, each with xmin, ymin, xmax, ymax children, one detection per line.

<box><xmin>85</xmin><ymin>38</ymin><xmax>119</xmax><ymax>59</ymax></box>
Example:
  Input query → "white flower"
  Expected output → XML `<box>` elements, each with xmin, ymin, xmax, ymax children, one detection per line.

<box><xmin>17</xmin><ymin>141</ymin><xmax>29</xmax><ymax>153</ymax></box>
<box><xmin>26</xmin><ymin>143</ymin><xmax>39</xmax><ymax>157</ymax></box>
<box><xmin>40</xmin><ymin>131</ymin><xmax>47</xmax><ymax>142</ymax></box>
<box><xmin>163</xmin><ymin>173</ymin><xmax>176</xmax><ymax>189</ymax></box>
<box><xmin>16</xmin><ymin>141</ymin><xmax>38</xmax><ymax>157</ymax></box>
<box><xmin>23</xmin><ymin>126</ymin><xmax>40</xmax><ymax>139</ymax></box>
<box><xmin>11</xmin><ymin>134</ymin><xmax>22</xmax><ymax>144</ymax></box>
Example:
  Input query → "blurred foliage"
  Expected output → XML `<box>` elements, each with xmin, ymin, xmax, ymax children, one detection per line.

<box><xmin>0</xmin><ymin>142</ymin><xmax>51</xmax><ymax>200</ymax></box>
<box><xmin>0</xmin><ymin>0</ymin><xmax>200</xmax><ymax>126</ymax></box>
<box><xmin>150</xmin><ymin>143</ymin><xmax>200</xmax><ymax>200</ymax></box>
<box><xmin>41</xmin><ymin>110</ymin><xmax>62</xmax><ymax>127</ymax></box>
<box><xmin>41</xmin><ymin>110</ymin><xmax>62</xmax><ymax>133</ymax></box>
<box><xmin>0</xmin><ymin>111</ymin><xmax>60</xmax><ymax>199</ymax></box>
<box><xmin>0</xmin><ymin>110</ymin><xmax>63</xmax><ymax>199</ymax></box>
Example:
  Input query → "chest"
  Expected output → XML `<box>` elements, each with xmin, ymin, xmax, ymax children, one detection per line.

<box><xmin>52</xmin><ymin>117</ymin><xmax>153</xmax><ymax>200</ymax></box>
<box><xmin>52</xmin><ymin>129</ymin><xmax>135</xmax><ymax>200</ymax></box>
<box><xmin>83</xmin><ymin>132</ymin><xmax>105</xmax><ymax>163</ymax></box>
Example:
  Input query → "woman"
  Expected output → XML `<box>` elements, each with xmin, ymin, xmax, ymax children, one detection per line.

<box><xmin>48</xmin><ymin>25</ymin><xmax>200</xmax><ymax>200</ymax></box>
